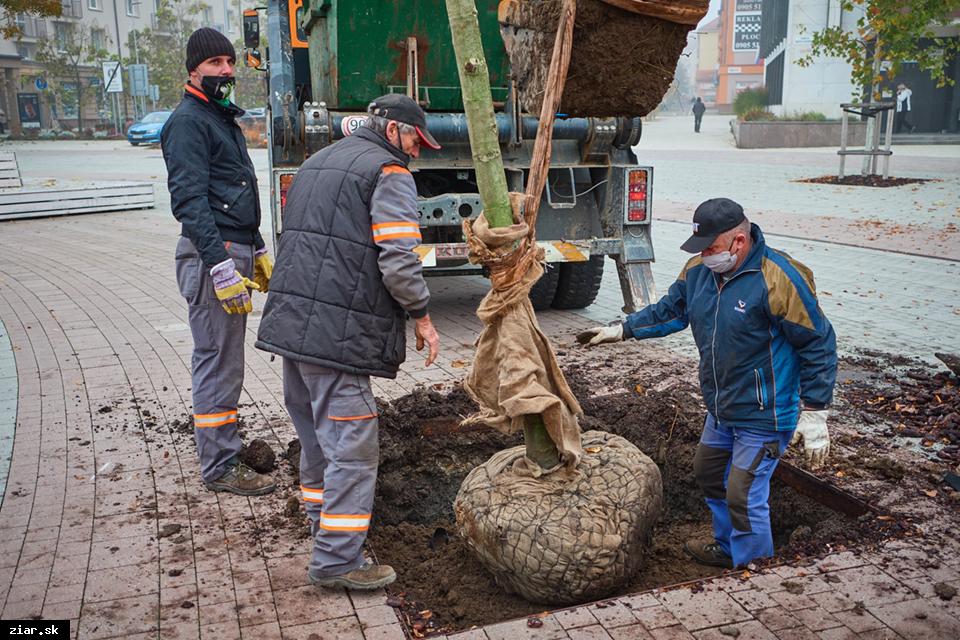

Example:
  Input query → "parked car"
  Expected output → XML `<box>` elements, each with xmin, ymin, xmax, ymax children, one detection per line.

<box><xmin>127</xmin><ymin>111</ymin><xmax>172</xmax><ymax>146</ymax></box>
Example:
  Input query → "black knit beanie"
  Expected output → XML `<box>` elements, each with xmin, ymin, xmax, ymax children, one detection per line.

<box><xmin>185</xmin><ymin>28</ymin><xmax>236</xmax><ymax>73</ymax></box>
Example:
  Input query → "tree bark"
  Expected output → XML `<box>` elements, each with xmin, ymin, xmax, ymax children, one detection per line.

<box><xmin>445</xmin><ymin>0</ymin><xmax>558</xmax><ymax>469</ymax></box>
<box><xmin>445</xmin><ymin>0</ymin><xmax>513</xmax><ymax>228</ymax></box>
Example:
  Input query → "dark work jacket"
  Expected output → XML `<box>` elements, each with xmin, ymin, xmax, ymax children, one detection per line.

<box><xmin>622</xmin><ymin>225</ymin><xmax>837</xmax><ymax>431</ymax></box>
<box><xmin>161</xmin><ymin>85</ymin><xmax>264</xmax><ymax>268</ymax></box>
<box><xmin>255</xmin><ymin>127</ymin><xmax>416</xmax><ymax>379</ymax></box>
<box><xmin>693</xmin><ymin>101</ymin><xmax>706</xmax><ymax>116</ymax></box>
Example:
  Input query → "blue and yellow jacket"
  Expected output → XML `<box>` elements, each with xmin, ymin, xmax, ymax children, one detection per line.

<box><xmin>623</xmin><ymin>225</ymin><xmax>837</xmax><ymax>431</ymax></box>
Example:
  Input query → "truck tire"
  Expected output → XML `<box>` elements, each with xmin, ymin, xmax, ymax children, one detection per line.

<box><xmin>551</xmin><ymin>256</ymin><xmax>604</xmax><ymax>310</ymax></box>
<box><xmin>528</xmin><ymin>264</ymin><xmax>560</xmax><ymax>311</ymax></box>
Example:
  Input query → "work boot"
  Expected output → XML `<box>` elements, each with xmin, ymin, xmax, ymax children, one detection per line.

<box><xmin>684</xmin><ymin>538</ymin><xmax>734</xmax><ymax>569</ymax></box>
<box><xmin>308</xmin><ymin>561</ymin><xmax>396</xmax><ymax>590</ymax></box>
<box><xmin>205</xmin><ymin>460</ymin><xmax>276</xmax><ymax>496</ymax></box>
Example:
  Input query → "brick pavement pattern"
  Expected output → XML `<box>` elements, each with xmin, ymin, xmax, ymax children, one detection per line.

<box><xmin>0</xmin><ymin>135</ymin><xmax>958</xmax><ymax>639</ymax></box>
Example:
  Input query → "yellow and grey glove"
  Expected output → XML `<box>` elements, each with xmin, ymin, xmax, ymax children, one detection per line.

<box><xmin>253</xmin><ymin>247</ymin><xmax>273</xmax><ymax>293</ymax></box>
<box><xmin>790</xmin><ymin>409</ymin><xmax>830</xmax><ymax>469</ymax></box>
<box><xmin>211</xmin><ymin>258</ymin><xmax>259</xmax><ymax>315</ymax></box>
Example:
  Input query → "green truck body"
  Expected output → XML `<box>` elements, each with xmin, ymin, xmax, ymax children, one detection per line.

<box><xmin>259</xmin><ymin>0</ymin><xmax>658</xmax><ymax>312</ymax></box>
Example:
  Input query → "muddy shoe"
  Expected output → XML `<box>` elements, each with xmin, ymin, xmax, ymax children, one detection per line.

<box><xmin>205</xmin><ymin>461</ymin><xmax>276</xmax><ymax>496</ymax></box>
<box><xmin>309</xmin><ymin>561</ymin><xmax>396</xmax><ymax>590</ymax></box>
<box><xmin>684</xmin><ymin>538</ymin><xmax>734</xmax><ymax>569</ymax></box>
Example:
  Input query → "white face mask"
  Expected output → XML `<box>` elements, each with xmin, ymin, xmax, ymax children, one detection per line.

<box><xmin>702</xmin><ymin>239</ymin><xmax>739</xmax><ymax>273</ymax></box>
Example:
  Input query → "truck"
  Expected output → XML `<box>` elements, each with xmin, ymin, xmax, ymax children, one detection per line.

<box><xmin>244</xmin><ymin>0</ymin><xmax>659</xmax><ymax>312</ymax></box>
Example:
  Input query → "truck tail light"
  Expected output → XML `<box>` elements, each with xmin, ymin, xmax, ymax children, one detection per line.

<box><xmin>279</xmin><ymin>173</ymin><xmax>295</xmax><ymax>215</ymax></box>
<box><xmin>627</xmin><ymin>169</ymin><xmax>649</xmax><ymax>223</ymax></box>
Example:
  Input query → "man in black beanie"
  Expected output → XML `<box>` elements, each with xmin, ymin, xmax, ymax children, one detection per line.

<box><xmin>161</xmin><ymin>27</ymin><xmax>276</xmax><ymax>496</ymax></box>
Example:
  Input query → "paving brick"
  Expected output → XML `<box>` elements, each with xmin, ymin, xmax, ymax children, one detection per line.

<box><xmin>607</xmin><ymin>624</ymin><xmax>655</xmax><ymax>640</ymax></box>
<box><xmin>647</xmin><ymin>625</ymin><xmax>697</xmax><ymax>640</ymax></box>
<box><xmin>753</xmin><ymin>607</ymin><xmax>801</xmax><ymax>632</ymax></box>
<box><xmin>826</xmin><ymin>566</ymin><xmax>918</xmax><ymax>608</ymax></box>
<box><xmin>200</xmin><ymin>620</ymin><xmax>241</xmax><ymax>639</ymax></box>
<box><xmin>483</xmin><ymin>614</ymin><xmax>567</xmax><ymax>640</ymax></box>
<box><xmin>632</xmin><ymin>604</ymin><xmax>682</xmax><ymax>630</ymax></box>
<box><xmin>830</xmin><ymin>608</ymin><xmax>885</xmax><ymax>634</ymax></box>
<box><xmin>362</xmin><ymin>622</ymin><xmax>407</xmax><ymax>640</ymax></box>
<box><xmin>790</xmin><ymin>606</ymin><xmax>843</xmax><ymax>632</ymax></box>
<box><xmin>657</xmin><ymin>588</ymin><xmax>752</xmax><ymax>631</ymax></box>
<box><xmin>356</xmin><ymin>603</ymin><xmax>400</xmax><ymax>629</ymax></box>
<box><xmin>730</xmin><ymin>588</ymin><xmax>779</xmax><ymax>612</ymax></box>
<box><xmin>693</xmin><ymin>620</ymin><xmax>777</xmax><ymax>640</ymax></box>
<box><xmin>281</xmin><ymin>615</ymin><xmax>364</xmax><ymax>640</ymax></box>
<box><xmin>869</xmin><ymin>596</ymin><xmax>960</xmax><ymax>639</ymax></box>
<box><xmin>567</xmin><ymin>625</ymin><xmax>615</xmax><ymax>640</ymax></box>
<box><xmin>591</xmin><ymin>601</ymin><xmax>641</xmax><ymax>628</ymax></box>
<box><xmin>77</xmin><ymin>593</ymin><xmax>159</xmax><ymax>640</ymax></box>
<box><xmin>555</xmin><ymin>606</ymin><xmax>600</xmax><ymax>630</ymax></box>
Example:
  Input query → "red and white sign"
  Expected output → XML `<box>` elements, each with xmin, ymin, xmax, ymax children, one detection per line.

<box><xmin>341</xmin><ymin>115</ymin><xmax>368</xmax><ymax>137</ymax></box>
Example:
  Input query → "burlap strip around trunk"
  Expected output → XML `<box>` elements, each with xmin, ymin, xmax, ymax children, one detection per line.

<box><xmin>460</xmin><ymin>195</ymin><xmax>583</xmax><ymax>474</ymax></box>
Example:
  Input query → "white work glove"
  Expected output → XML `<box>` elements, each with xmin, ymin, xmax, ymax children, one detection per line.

<box><xmin>575</xmin><ymin>324</ymin><xmax>623</xmax><ymax>347</ymax></box>
<box><xmin>791</xmin><ymin>410</ymin><xmax>830</xmax><ymax>469</ymax></box>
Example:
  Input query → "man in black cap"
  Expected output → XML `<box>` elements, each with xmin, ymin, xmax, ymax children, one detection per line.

<box><xmin>577</xmin><ymin>198</ymin><xmax>837</xmax><ymax>569</ymax></box>
<box><xmin>255</xmin><ymin>94</ymin><xmax>441</xmax><ymax>590</ymax></box>
<box><xmin>161</xmin><ymin>28</ymin><xmax>276</xmax><ymax>496</ymax></box>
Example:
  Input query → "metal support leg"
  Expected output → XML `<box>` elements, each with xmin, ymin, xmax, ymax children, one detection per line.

<box><xmin>838</xmin><ymin>110</ymin><xmax>848</xmax><ymax>179</ymax></box>
<box><xmin>615</xmin><ymin>259</ymin><xmax>656</xmax><ymax>314</ymax></box>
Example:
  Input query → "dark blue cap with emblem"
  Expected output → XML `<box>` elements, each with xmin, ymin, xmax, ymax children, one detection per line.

<box><xmin>680</xmin><ymin>197</ymin><xmax>746</xmax><ymax>253</ymax></box>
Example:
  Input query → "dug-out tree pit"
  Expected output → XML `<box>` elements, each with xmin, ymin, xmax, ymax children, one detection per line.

<box><xmin>360</xmin><ymin>371</ymin><xmax>897</xmax><ymax>631</ymax></box>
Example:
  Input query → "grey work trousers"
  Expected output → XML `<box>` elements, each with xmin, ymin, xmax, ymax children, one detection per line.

<box><xmin>175</xmin><ymin>236</ymin><xmax>253</xmax><ymax>483</ymax></box>
<box><xmin>282</xmin><ymin>357</ymin><xmax>379</xmax><ymax>577</ymax></box>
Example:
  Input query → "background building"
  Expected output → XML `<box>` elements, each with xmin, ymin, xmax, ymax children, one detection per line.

<box><xmin>0</xmin><ymin>1</ymin><xmax>243</xmax><ymax>136</ymax></box>
<box><xmin>695</xmin><ymin>15</ymin><xmax>720</xmax><ymax>107</ymax></box>
<box><xmin>759</xmin><ymin>0</ymin><xmax>860</xmax><ymax>119</ymax></box>
<box><xmin>715</xmin><ymin>0</ymin><xmax>765</xmax><ymax>112</ymax></box>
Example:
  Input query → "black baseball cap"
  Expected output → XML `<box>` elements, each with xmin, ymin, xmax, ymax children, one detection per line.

<box><xmin>368</xmin><ymin>94</ymin><xmax>441</xmax><ymax>150</ymax></box>
<box><xmin>680</xmin><ymin>198</ymin><xmax>746</xmax><ymax>253</ymax></box>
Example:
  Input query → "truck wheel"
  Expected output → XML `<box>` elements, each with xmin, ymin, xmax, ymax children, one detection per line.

<box><xmin>528</xmin><ymin>264</ymin><xmax>560</xmax><ymax>311</ymax></box>
<box><xmin>551</xmin><ymin>256</ymin><xmax>604</xmax><ymax>309</ymax></box>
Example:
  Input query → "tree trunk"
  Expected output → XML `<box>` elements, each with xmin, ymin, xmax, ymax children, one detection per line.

<box><xmin>444</xmin><ymin>0</ymin><xmax>513</xmax><ymax>227</ymax></box>
<box><xmin>445</xmin><ymin>0</ymin><xmax>559</xmax><ymax>469</ymax></box>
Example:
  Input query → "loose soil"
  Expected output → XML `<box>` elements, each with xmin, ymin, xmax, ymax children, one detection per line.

<box><xmin>503</xmin><ymin>0</ymin><xmax>698</xmax><ymax>117</ymax></box>
<box><xmin>362</xmin><ymin>348</ymin><xmax>913</xmax><ymax>633</ymax></box>
<box><xmin>232</xmin><ymin>343</ymin><xmax>954</xmax><ymax>636</ymax></box>
<box><xmin>796</xmin><ymin>175</ymin><xmax>932</xmax><ymax>188</ymax></box>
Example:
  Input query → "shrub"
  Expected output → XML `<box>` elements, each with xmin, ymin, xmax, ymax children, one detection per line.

<box><xmin>733</xmin><ymin>87</ymin><xmax>768</xmax><ymax>118</ymax></box>
<box><xmin>741</xmin><ymin>107</ymin><xmax>777</xmax><ymax>121</ymax></box>
<box><xmin>794</xmin><ymin>111</ymin><xmax>828</xmax><ymax>121</ymax></box>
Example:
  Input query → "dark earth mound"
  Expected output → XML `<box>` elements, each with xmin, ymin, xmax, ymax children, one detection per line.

<box><xmin>796</xmin><ymin>175</ymin><xmax>931</xmax><ymax>188</ymax></box>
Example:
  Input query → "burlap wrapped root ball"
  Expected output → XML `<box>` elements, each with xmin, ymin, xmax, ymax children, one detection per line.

<box><xmin>454</xmin><ymin>430</ymin><xmax>663</xmax><ymax>605</ymax></box>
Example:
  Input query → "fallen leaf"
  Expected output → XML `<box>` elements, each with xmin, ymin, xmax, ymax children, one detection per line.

<box><xmin>635</xmin><ymin>384</ymin><xmax>646</xmax><ymax>395</ymax></box>
<box><xmin>451</xmin><ymin>359</ymin><xmax>469</xmax><ymax>369</ymax></box>
<box><xmin>585</xmin><ymin>446</ymin><xmax>602</xmax><ymax>454</ymax></box>
<box><xmin>924</xmin><ymin>490</ymin><xmax>937</xmax><ymax>498</ymax></box>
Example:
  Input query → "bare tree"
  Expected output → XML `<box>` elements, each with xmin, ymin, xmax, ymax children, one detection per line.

<box><xmin>35</xmin><ymin>22</ymin><xmax>110</xmax><ymax>132</ymax></box>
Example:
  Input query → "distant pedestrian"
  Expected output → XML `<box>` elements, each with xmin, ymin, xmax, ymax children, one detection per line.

<box><xmin>895</xmin><ymin>84</ymin><xmax>914</xmax><ymax>134</ymax></box>
<box><xmin>0</xmin><ymin>108</ymin><xmax>7</xmax><ymax>134</ymax></box>
<box><xmin>692</xmin><ymin>97</ymin><xmax>706</xmax><ymax>133</ymax></box>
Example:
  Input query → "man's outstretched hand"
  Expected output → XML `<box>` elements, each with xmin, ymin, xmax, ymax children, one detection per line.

<box><xmin>791</xmin><ymin>410</ymin><xmax>830</xmax><ymax>469</ymax></box>
<box><xmin>575</xmin><ymin>324</ymin><xmax>623</xmax><ymax>347</ymax></box>
<box><xmin>415</xmin><ymin>314</ymin><xmax>440</xmax><ymax>367</ymax></box>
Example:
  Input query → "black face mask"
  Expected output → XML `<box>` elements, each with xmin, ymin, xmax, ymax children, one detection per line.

<box><xmin>200</xmin><ymin>75</ymin><xmax>235</xmax><ymax>102</ymax></box>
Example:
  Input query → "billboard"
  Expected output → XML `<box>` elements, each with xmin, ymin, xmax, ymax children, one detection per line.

<box><xmin>733</xmin><ymin>0</ymin><xmax>761</xmax><ymax>52</ymax></box>
<box><xmin>17</xmin><ymin>93</ymin><xmax>42</xmax><ymax>129</ymax></box>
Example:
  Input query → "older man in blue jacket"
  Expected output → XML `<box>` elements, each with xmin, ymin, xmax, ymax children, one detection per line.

<box><xmin>578</xmin><ymin>198</ymin><xmax>837</xmax><ymax>569</ymax></box>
